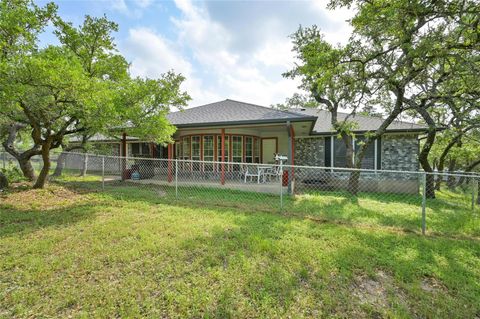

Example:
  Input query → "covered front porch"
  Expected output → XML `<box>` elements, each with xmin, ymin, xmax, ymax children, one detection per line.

<box><xmin>118</xmin><ymin>120</ymin><xmax>314</xmax><ymax>193</ymax></box>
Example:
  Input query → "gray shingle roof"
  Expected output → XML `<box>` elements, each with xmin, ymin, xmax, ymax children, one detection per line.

<box><xmin>288</xmin><ymin>108</ymin><xmax>427</xmax><ymax>134</ymax></box>
<box><xmin>69</xmin><ymin>133</ymin><xmax>140</xmax><ymax>142</ymax></box>
<box><xmin>167</xmin><ymin>99</ymin><xmax>316</xmax><ymax>127</ymax></box>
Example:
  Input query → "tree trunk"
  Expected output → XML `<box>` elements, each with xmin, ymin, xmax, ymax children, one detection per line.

<box><xmin>52</xmin><ymin>144</ymin><xmax>86</xmax><ymax>177</ymax></box>
<box><xmin>419</xmin><ymin>155</ymin><xmax>436</xmax><ymax>199</ymax></box>
<box><xmin>434</xmin><ymin>173</ymin><xmax>442</xmax><ymax>190</ymax></box>
<box><xmin>347</xmin><ymin>139</ymin><xmax>368</xmax><ymax>195</ymax></box>
<box><xmin>2</xmin><ymin>122</ymin><xmax>40</xmax><ymax>181</ymax></box>
<box><xmin>52</xmin><ymin>151</ymin><xmax>67</xmax><ymax>177</ymax></box>
<box><xmin>18</xmin><ymin>157</ymin><xmax>36</xmax><ymax>181</ymax></box>
<box><xmin>0</xmin><ymin>172</ymin><xmax>8</xmax><ymax>189</ymax></box>
<box><xmin>477</xmin><ymin>180</ymin><xmax>480</xmax><ymax>206</ymax></box>
<box><xmin>446</xmin><ymin>159</ymin><xmax>457</xmax><ymax>190</ymax></box>
<box><xmin>416</xmin><ymin>108</ymin><xmax>436</xmax><ymax>199</ymax></box>
<box><xmin>457</xmin><ymin>158</ymin><xmax>480</xmax><ymax>187</ymax></box>
<box><xmin>342</xmin><ymin>133</ymin><xmax>354</xmax><ymax>168</ymax></box>
<box><xmin>435</xmin><ymin>134</ymin><xmax>463</xmax><ymax>191</ymax></box>
<box><xmin>347</xmin><ymin>95</ymin><xmax>404</xmax><ymax>195</ymax></box>
<box><xmin>33</xmin><ymin>141</ymin><xmax>52</xmax><ymax>189</ymax></box>
<box><xmin>80</xmin><ymin>153</ymin><xmax>88</xmax><ymax>177</ymax></box>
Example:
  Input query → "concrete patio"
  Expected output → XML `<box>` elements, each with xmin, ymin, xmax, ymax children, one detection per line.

<box><xmin>122</xmin><ymin>175</ymin><xmax>286</xmax><ymax>194</ymax></box>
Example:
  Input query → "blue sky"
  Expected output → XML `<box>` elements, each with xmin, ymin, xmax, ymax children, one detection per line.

<box><xmin>38</xmin><ymin>0</ymin><xmax>353</xmax><ymax>107</ymax></box>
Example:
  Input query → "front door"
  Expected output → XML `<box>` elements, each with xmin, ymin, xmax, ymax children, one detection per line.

<box><xmin>261</xmin><ymin>138</ymin><xmax>277</xmax><ymax>163</ymax></box>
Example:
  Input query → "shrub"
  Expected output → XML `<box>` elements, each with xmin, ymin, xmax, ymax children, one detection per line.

<box><xmin>1</xmin><ymin>165</ymin><xmax>26</xmax><ymax>184</ymax></box>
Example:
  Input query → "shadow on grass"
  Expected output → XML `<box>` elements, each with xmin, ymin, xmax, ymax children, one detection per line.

<box><xmin>56</xmin><ymin>179</ymin><xmax>479</xmax><ymax>238</ymax></box>
<box><xmin>174</xmin><ymin>204</ymin><xmax>480</xmax><ymax>317</ymax></box>
<box><xmin>0</xmin><ymin>203</ymin><xmax>99</xmax><ymax>238</ymax></box>
<box><xmin>2</xmin><ymin>179</ymin><xmax>479</xmax><ymax>317</ymax></box>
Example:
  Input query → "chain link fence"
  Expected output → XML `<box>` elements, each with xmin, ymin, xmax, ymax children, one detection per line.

<box><xmin>1</xmin><ymin>151</ymin><xmax>59</xmax><ymax>171</ymax></box>
<box><xmin>2</xmin><ymin>150</ymin><xmax>479</xmax><ymax>236</ymax></box>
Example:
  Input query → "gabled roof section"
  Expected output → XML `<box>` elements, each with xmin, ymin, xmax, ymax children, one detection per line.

<box><xmin>289</xmin><ymin>108</ymin><xmax>428</xmax><ymax>134</ymax></box>
<box><xmin>167</xmin><ymin>99</ymin><xmax>317</xmax><ymax>128</ymax></box>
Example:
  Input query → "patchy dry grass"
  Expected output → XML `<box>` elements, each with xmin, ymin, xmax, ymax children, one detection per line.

<box><xmin>1</xmin><ymin>183</ymin><xmax>479</xmax><ymax>318</ymax></box>
<box><xmin>1</xmin><ymin>183</ymin><xmax>92</xmax><ymax>211</ymax></box>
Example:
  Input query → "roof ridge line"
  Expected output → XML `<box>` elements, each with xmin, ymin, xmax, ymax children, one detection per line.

<box><xmin>336</xmin><ymin>110</ymin><xmax>424</xmax><ymax>126</ymax></box>
<box><xmin>290</xmin><ymin>107</ymin><xmax>423</xmax><ymax>127</ymax></box>
<box><xmin>225</xmin><ymin>98</ymin><xmax>312</xmax><ymax>118</ymax></box>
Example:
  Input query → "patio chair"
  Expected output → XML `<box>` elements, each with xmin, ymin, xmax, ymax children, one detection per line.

<box><xmin>242</xmin><ymin>165</ymin><xmax>264</xmax><ymax>184</ymax></box>
<box><xmin>264</xmin><ymin>165</ymin><xmax>282</xmax><ymax>182</ymax></box>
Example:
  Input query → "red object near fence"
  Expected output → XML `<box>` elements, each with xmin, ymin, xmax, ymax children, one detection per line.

<box><xmin>282</xmin><ymin>170</ymin><xmax>288</xmax><ymax>186</ymax></box>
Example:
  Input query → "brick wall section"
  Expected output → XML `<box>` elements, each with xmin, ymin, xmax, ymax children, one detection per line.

<box><xmin>295</xmin><ymin>137</ymin><xmax>325</xmax><ymax>167</ymax></box>
<box><xmin>381</xmin><ymin>134</ymin><xmax>419</xmax><ymax>171</ymax></box>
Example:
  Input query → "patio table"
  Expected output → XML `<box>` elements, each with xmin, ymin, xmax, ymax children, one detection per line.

<box><xmin>257</xmin><ymin>165</ymin><xmax>275</xmax><ymax>183</ymax></box>
<box><xmin>243</xmin><ymin>164</ymin><xmax>274</xmax><ymax>183</ymax></box>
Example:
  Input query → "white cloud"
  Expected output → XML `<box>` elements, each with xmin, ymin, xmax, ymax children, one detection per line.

<box><xmin>170</xmin><ymin>0</ymin><xmax>302</xmax><ymax>106</ymax></box>
<box><xmin>171</xmin><ymin>0</ymin><xmax>238</xmax><ymax>72</ymax></box>
<box><xmin>254</xmin><ymin>40</ymin><xmax>296</xmax><ymax>69</ymax></box>
<box><xmin>110</xmin><ymin>0</ymin><xmax>128</xmax><ymax>13</ymax></box>
<box><xmin>109</xmin><ymin>0</ymin><xmax>154</xmax><ymax>18</ymax></box>
<box><xmin>120</xmin><ymin>27</ymin><xmax>221</xmax><ymax>107</ymax></box>
<box><xmin>135</xmin><ymin>0</ymin><xmax>153</xmax><ymax>9</ymax></box>
<box><xmin>119</xmin><ymin>0</ymin><xmax>352</xmax><ymax>107</ymax></box>
<box><xmin>123</xmin><ymin>28</ymin><xmax>192</xmax><ymax>77</ymax></box>
<box><xmin>310</xmin><ymin>2</ymin><xmax>354</xmax><ymax>45</ymax></box>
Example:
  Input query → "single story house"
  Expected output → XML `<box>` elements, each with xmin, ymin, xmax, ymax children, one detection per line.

<box><xmin>74</xmin><ymin>99</ymin><xmax>428</xmax><ymax>193</ymax></box>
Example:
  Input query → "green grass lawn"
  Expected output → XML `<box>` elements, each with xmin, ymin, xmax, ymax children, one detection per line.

<box><xmin>58</xmin><ymin>175</ymin><xmax>480</xmax><ymax>238</ymax></box>
<box><xmin>1</xmin><ymin>180</ymin><xmax>479</xmax><ymax>318</ymax></box>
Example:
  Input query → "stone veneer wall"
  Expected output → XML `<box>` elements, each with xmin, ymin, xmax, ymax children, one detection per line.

<box><xmin>295</xmin><ymin>134</ymin><xmax>419</xmax><ymax>171</ymax></box>
<box><xmin>295</xmin><ymin>137</ymin><xmax>325</xmax><ymax>167</ymax></box>
<box><xmin>381</xmin><ymin>134</ymin><xmax>419</xmax><ymax>172</ymax></box>
<box><xmin>294</xmin><ymin>135</ymin><xmax>420</xmax><ymax>194</ymax></box>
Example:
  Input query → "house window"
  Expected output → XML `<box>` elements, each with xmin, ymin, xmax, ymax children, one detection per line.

<box><xmin>191</xmin><ymin>136</ymin><xmax>200</xmax><ymax>160</ymax></box>
<box><xmin>232</xmin><ymin>136</ymin><xmax>242</xmax><ymax>162</ymax></box>
<box><xmin>175</xmin><ymin>141</ymin><xmax>182</xmax><ymax>159</ymax></box>
<box><xmin>203</xmin><ymin>135</ymin><xmax>214</xmax><ymax>171</ymax></box>
<box><xmin>232</xmin><ymin>136</ymin><xmax>243</xmax><ymax>170</ymax></box>
<box><xmin>216</xmin><ymin>135</ymin><xmax>229</xmax><ymax>162</ymax></box>
<box><xmin>245</xmin><ymin>136</ymin><xmax>253</xmax><ymax>163</ymax></box>
<box><xmin>131</xmin><ymin>142</ymin><xmax>150</xmax><ymax>157</ymax></box>
<box><xmin>254</xmin><ymin>138</ymin><xmax>260</xmax><ymax>163</ymax></box>
<box><xmin>182</xmin><ymin>137</ymin><xmax>191</xmax><ymax>160</ymax></box>
<box><xmin>333</xmin><ymin>137</ymin><xmax>348</xmax><ymax>168</ymax></box>
<box><xmin>176</xmin><ymin>134</ymin><xmax>261</xmax><ymax>167</ymax></box>
<box><xmin>329</xmin><ymin>136</ymin><xmax>378</xmax><ymax>169</ymax></box>
<box><xmin>355</xmin><ymin>137</ymin><xmax>376</xmax><ymax>169</ymax></box>
<box><xmin>191</xmin><ymin>136</ymin><xmax>201</xmax><ymax>171</ymax></box>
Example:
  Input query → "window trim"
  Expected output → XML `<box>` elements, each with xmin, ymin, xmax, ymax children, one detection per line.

<box><xmin>327</xmin><ymin>135</ymin><xmax>380</xmax><ymax>170</ymax></box>
<box><xmin>176</xmin><ymin>133</ymin><xmax>261</xmax><ymax>165</ymax></box>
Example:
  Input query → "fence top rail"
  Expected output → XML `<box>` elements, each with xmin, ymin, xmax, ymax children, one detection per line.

<box><xmin>62</xmin><ymin>151</ymin><xmax>480</xmax><ymax>180</ymax></box>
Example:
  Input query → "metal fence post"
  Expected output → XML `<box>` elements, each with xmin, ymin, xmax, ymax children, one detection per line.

<box><xmin>472</xmin><ymin>178</ymin><xmax>476</xmax><ymax>211</ymax></box>
<box><xmin>421</xmin><ymin>173</ymin><xmax>427</xmax><ymax>235</ymax></box>
<box><xmin>101</xmin><ymin>156</ymin><xmax>105</xmax><ymax>190</ymax></box>
<box><xmin>279</xmin><ymin>161</ymin><xmax>283</xmax><ymax>212</ymax></box>
<box><xmin>175</xmin><ymin>158</ymin><xmax>178</xmax><ymax>200</ymax></box>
